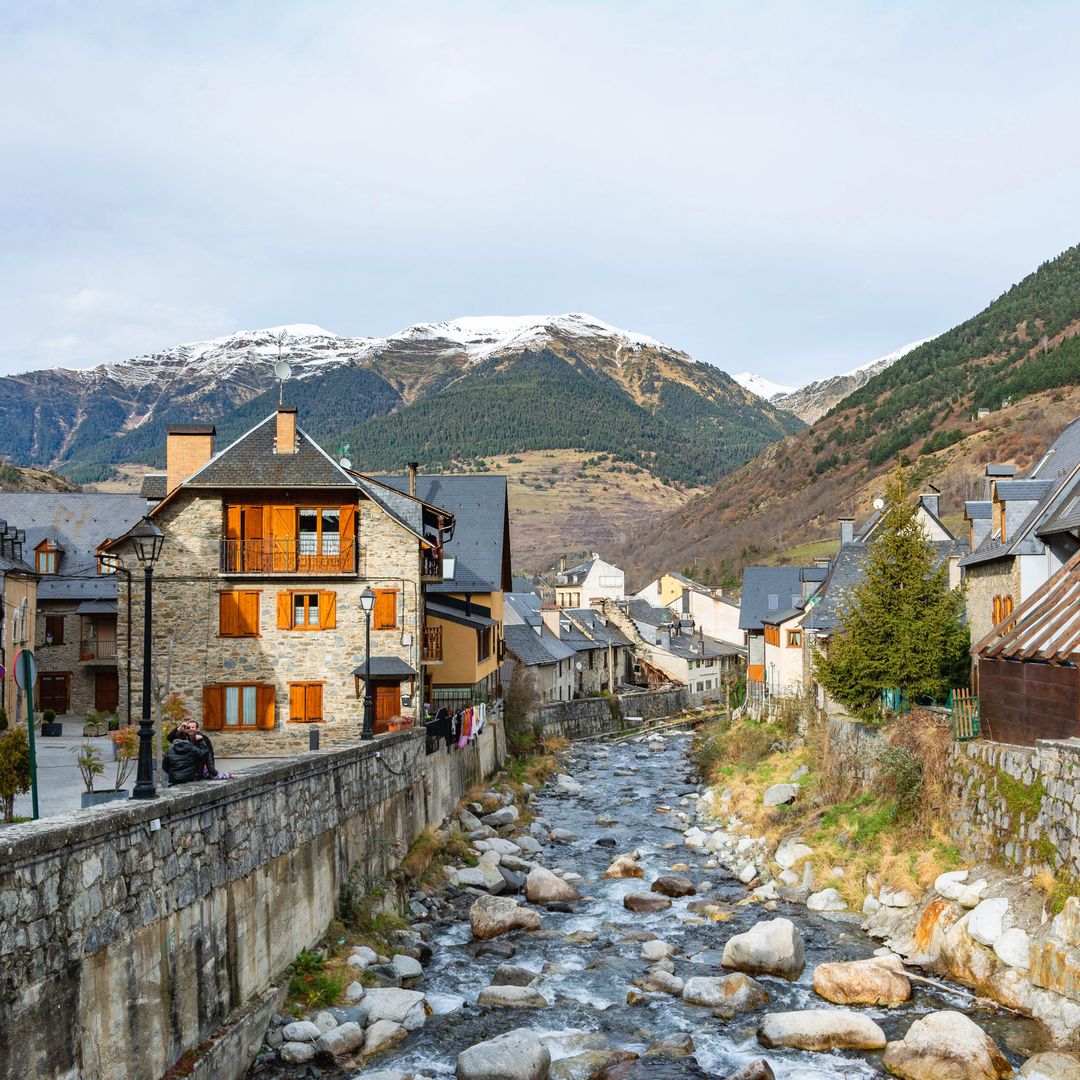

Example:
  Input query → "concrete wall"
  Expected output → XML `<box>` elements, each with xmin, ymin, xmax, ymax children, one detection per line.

<box><xmin>538</xmin><ymin>687</ymin><xmax>695</xmax><ymax>741</ymax></box>
<box><xmin>0</xmin><ymin>720</ymin><xmax>505</xmax><ymax>1080</ymax></box>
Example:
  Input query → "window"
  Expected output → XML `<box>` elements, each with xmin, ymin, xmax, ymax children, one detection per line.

<box><xmin>764</xmin><ymin>626</ymin><xmax>780</xmax><ymax>646</ymax></box>
<box><xmin>787</xmin><ymin>629</ymin><xmax>802</xmax><ymax>648</ymax></box>
<box><xmin>373</xmin><ymin>589</ymin><xmax>398</xmax><ymax>630</ymax></box>
<box><xmin>219</xmin><ymin>591</ymin><xmax>260</xmax><ymax>637</ymax></box>
<box><xmin>289</xmin><ymin>682</ymin><xmax>324</xmax><ymax>723</ymax></box>
<box><xmin>298</xmin><ymin>507</ymin><xmax>340</xmax><ymax>556</ymax></box>
<box><xmin>96</xmin><ymin>543</ymin><xmax>116</xmax><ymax>574</ymax></box>
<box><xmin>767</xmin><ymin>594</ymin><xmax>779</xmax><ymax>610</ymax></box>
<box><xmin>44</xmin><ymin>614</ymin><xmax>65</xmax><ymax>646</ymax></box>
<box><xmin>202</xmin><ymin>682</ymin><xmax>275</xmax><ymax>731</ymax></box>
<box><xmin>277</xmin><ymin>590</ymin><xmax>337</xmax><ymax>630</ymax></box>
<box><xmin>35</xmin><ymin>542</ymin><xmax>58</xmax><ymax>575</ymax></box>
<box><xmin>478</xmin><ymin>626</ymin><xmax>492</xmax><ymax>663</ymax></box>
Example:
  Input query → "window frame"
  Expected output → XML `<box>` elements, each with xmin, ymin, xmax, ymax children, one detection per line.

<box><xmin>278</xmin><ymin>589</ymin><xmax>337</xmax><ymax>631</ymax></box>
<box><xmin>291</xmin><ymin>592</ymin><xmax>321</xmax><ymax>631</ymax></box>
<box><xmin>44</xmin><ymin>614</ymin><xmax>65</xmax><ymax>646</ymax></box>
<box><xmin>787</xmin><ymin>628</ymin><xmax>802</xmax><ymax>649</ymax></box>
<box><xmin>297</xmin><ymin>505</ymin><xmax>342</xmax><ymax>557</ymax></box>
<box><xmin>35</xmin><ymin>542</ymin><xmax>58</xmax><ymax>575</ymax></box>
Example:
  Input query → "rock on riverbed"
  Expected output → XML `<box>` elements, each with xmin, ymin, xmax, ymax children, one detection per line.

<box><xmin>456</xmin><ymin>1027</ymin><xmax>551</xmax><ymax>1080</ymax></box>
<box><xmin>882</xmin><ymin>1010</ymin><xmax>1011</xmax><ymax>1079</ymax></box>
<box><xmin>470</xmin><ymin>895</ymin><xmax>542</xmax><ymax>940</ymax></box>
<box><xmin>812</xmin><ymin>954</ymin><xmax>911</xmax><ymax>1006</ymax></box>
<box><xmin>758</xmin><ymin>1008</ymin><xmax>887</xmax><ymax>1051</ymax></box>
<box><xmin>722</xmin><ymin>918</ymin><xmax>806</xmax><ymax>981</ymax></box>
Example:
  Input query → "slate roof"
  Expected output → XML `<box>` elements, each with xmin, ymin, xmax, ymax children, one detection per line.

<box><xmin>558</xmin><ymin>559</ymin><xmax>595</xmax><ymax>585</ymax></box>
<box><xmin>427</xmin><ymin>600</ymin><xmax>497</xmax><ymax>629</ymax></box>
<box><xmin>0</xmin><ymin>493</ymin><xmax>148</xmax><ymax>601</ymax></box>
<box><xmin>504</xmin><ymin>592</ymin><xmax>542</xmax><ymax>628</ymax></box>
<box><xmin>739</xmin><ymin>567</ymin><xmax>810</xmax><ymax>630</ymax></box>
<box><xmin>503</xmin><ymin>624</ymin><xmax>577</xmax><ymax>667</ymax></box>
<box><xmin>141</xmin><ymin>473</ymin><xmax>167</xmax><ymax>500</ymax></box>
<box><xmin>660</xmin><ymin>631</ymin><xmax>745</xmax><ymax>660</ymax></box>
<box><xmin>628</xmin><ymin>599</ymin><xmax>674</xmax><ymax>627</ymax></box>
<box><xmin>380</xmin><ymin>475</ymin><xmax>510</xmax><ymax>594</ymax></box>
<box><xmin>965</xmin><ymin>501</ymin><xmax>993</xmax><ymax>520</ymax></box>
<box><xmin>351</xmin><ymin>657</ymin><xmax>418</xmax><ymax>678</ymax></box>
<box><xmin>762</xmin><ymin>607</ymin><xmax>804</xmax><ymax>626</ymax></box>
<box><xmin>565</xmin><ymin>608</ymin><xmax>633</xmax><ymax>648</ymax></box>
<box><xmin>1041</xmin><ymin>479</ymin><xmax>1080</xmax><ymax>537</ymax></box>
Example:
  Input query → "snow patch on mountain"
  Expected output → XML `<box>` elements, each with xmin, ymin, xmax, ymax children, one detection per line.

<box><xmin>845</xmin><ymin>336</ymin><xmax>934</xmax><ymax>377</ymax></box>
<box><xmin>732</xmin><ymin>372</ymin><xmax>798</xmax><ymax>400</ymax></box>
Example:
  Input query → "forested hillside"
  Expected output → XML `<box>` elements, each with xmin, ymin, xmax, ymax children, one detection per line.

<box><xmin>621</xmin><ymin>242</ymin><xmax>1080</xmax><ymax>587</ymax></box>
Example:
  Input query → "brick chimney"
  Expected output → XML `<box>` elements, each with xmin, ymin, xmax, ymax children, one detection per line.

<box><xmin>166</xmin><ymin>424</ymin><xmax>215</xmax><ymax>495</ymax></box>
<box><xmin>275</xmin><ymin>407</ymin><xmax>298</xmax><ymax>454</ymax></box>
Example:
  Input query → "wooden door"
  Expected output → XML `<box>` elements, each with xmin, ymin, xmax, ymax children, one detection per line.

<box><xmin>95</xmin><ymin>670</ymin><xmax>119</xmax><ymax>713</ymax></box>
<box><xmin>39</xmin><ymin>673</ymin><xmax>70</xmax><ymax>714</ymax></box>
<box><xmin>373</xmin><ymin>682</ymin><xmax>401</xmax><ymax>734</ymax></box>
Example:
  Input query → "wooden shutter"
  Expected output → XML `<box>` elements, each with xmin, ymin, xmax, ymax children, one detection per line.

<box><xmin>339</xmin><ymin>504</ymin><xmax>356</xmax><ymax>571</ymax></box>
<box><xmin>271</xmin><ymin>506</ymin><xmax>296</xmax><ymax>571</ymax></box>
<box><xmin>306</xmin><ymin>683</ymin><xmax>323</xmax><ymax>722</ymax></box>
<box><xmin>202</xmin><ymin>685</ymin><xmax>224</xmax><ymax>731</ymax></box>
<box><xmin>374</xmin><ymin>589</ymin><xmax>396</xmax><ymax>629</ymax></box>
<box><xmin>219</xmin><ymin>592</ymin><xmax>239</xmax><ymax>636</ymax></box>
<box><xmin>277</xmin><ymin>592</ymin><xmax>293</xmax><ymax>630</ymax></box>
<box><xmin>225</xmin><ymin>505</ymin><xmax>242</xmax><ymax>541</ymax></box>
<box><xmin>289</xmin><ymin>683</ymin><xmax>305</xmax><ymax>722</ymax></box>
<box><xmin>319</xmin><ymin>591</ymin><xmax>337</xmax><ymax>630</ymax></box>
<box><xmin>239</xmin><ymin>591</ymin><xmax>260</xmax><ymax>635</ymax></box>
<box><xmin>256</xmin><ymin>684</ymin><xmax>276</xmax><ymax>730</ymax></box>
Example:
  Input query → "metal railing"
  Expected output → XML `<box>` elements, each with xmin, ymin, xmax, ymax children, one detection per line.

<box><xmin>220</xmin><ymin>538</ymin><xmax>361</xmax><ymax>575</ymax></box>
<box><xmin>420</xmin><ymin>625</ymin><xmax>443</xmax><ymax>662</ymax></box>
<box><xmin>80</xmin><ymin>639</ymin><xmax>118</xmax><ymax>661</ymax></box>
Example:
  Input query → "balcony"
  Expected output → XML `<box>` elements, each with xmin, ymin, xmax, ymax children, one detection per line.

<box><xmin>220</xmin><ymin>539</ymin><xmax>363</xmax><ymax>576</ymax></box>
<box><xmin>420</xmin><ymin>625</ymin><xmax>443</xmax><ymax>663</ymax></box>
<box><xmin>80</xmin><ymin>639</ymin><xmax>118</xmax><ymax>662</ymax></box>
<box><xmin>422</xmin><ymin>547</ymin><xmax>443</xmax><ymax>582</ymax></box>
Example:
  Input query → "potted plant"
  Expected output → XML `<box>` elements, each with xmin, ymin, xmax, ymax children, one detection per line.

<box><xmin>82</xmin><ymin>711</ymin><xmax>108</xmax><ymax>739</ymax></box>
<box><xmin>40</xmin><ymin>708</ymin><xmax>63</xmax><ymax>738</ymax></box>
<box><xmin>73</xmin><ymin>742</ymin><xmax>127</xmax><ymax>808</ymax></box>
<box><xmin>110</xmin><ymin>726</ymin><xmax>140</xmax><ymax>794</ymax></box>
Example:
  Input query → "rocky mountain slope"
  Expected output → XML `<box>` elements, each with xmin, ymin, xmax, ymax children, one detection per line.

<box><xmin>620</xmin><ymin>242</ymin><xmax>1080</xmax><ymax>587</ymax></box>
<box><xmin>0</xmin><ymin>463</ymin><xmax>78</xmax><ymax>493</ymax></box>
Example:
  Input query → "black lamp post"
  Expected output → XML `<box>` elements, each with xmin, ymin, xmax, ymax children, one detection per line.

<box><xmin>360</xmin><ymin>586</ymin><xmax>375</xmax><ymax>739</ymax></box>
<box><xmin>129</xmin><ymin>518</ymin><xmax>164</xmax><ymax>799</ymax></box>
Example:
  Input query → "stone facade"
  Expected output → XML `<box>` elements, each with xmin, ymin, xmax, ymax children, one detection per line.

<box><xmin>537</xmin><ymin>687</ymin><xmax>700</xmax><ymax>741</ymax></box>
<box><xmin>965</xmin><ymin>559</ymin><xmax>1021</xmax><ymax>650</ymax></box>
<box><xmin>115</xmin><ymin>490</ymin><xmax>423</xmax><ymax>746</ymax></box>
<box><xmin>0</xmin><ymin>720</ymin><xmax>505</xmax><ymax>1080</ymax></box>
<box><xmin>2</xmin><ymin>573</ymin><xmax>36</xmax><ymax>725</ymax></box>
<box><xmin>34</xmin><ymin>602</ymin><xmax>122</xmax><ymax>722</ymax></box>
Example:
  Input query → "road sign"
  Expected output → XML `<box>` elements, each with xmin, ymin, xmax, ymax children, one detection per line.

<box><xmin>13</xmin><ymin>649</ymin><xmax>36</xmax><ymax>690</ymax></box>
<box><xmin>0</xmin><ymin>663</ymin><xmax>6</xmax><ymax>680</ymax></box>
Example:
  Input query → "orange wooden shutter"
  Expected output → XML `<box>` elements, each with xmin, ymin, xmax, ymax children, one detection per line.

<box><xmin>277</xmin><ymin>592</ymin><xmax>293</xmax><ymax>629</ymax></box>
<box><xmin>240</xmin><ymin>591</ymin><xmax>259</xmax><ymax>635</ymax></box>
<box><xmin>374</xmin><ymin>589</ymin><xmax>396</xmax><ymax>629</ymax></box>
<box><xmin>271</xmin><ymin>506</ymin><xmax>296</xmax><ymax>571</ymax></box>
<box><xmin>256</xmin><ymin>684</ymin><xmax>275</xmax><ymax>730</ymax></box>
<box><xmin>306</xmin><ymin>683</ymin><xmax>322</xmax><ymax>722</ymax></box>
<box><xmin>339</xmin><ymin>504</ymin><xmax>356</xmax><ymax>571</ymax></box>
<box><xmin>289</xmin><ymin>683</ymin><xmax>305</xmax><ymax>722</ymax></box>
<box><xmin>202</xmin><ymin>685</ymin><xmax>223</xmax><ymax>731</ymax></box>
<box><xmin>219</xmin><ymin>592</ymin><xmax>238</xmax><ymax>636</ymax></box>
<box><xmin>225</xmin><ymin>505</ymin><xmax>241</xmax><ymax>540</ymax></box>
<box><xmin>319</xmin><ymin>591</ymin><xmax>337</xmax><ymax>630</ymax></box>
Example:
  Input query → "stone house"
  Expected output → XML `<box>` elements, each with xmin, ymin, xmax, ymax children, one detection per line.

<box><xmin>633</xmin><ymin>571</ymin><xmax>743</xmax><ymax>648</ymax></box>
<box><xmin>0</xmin><ymin>521</ymin><xmax>37</xmax><ymax>724</ymax></box>
<box><xmin>502</xmin><ymin>622</ymin><xmax>578</xmax><ymax>703</ymax></box>
<box><xmin>962</xmin><ymin>419</ymin><xmax>1080</xmax><ymax>647</ymax></box>
<box><xmin>554</xmin><ymin>554</ymin><xmax>625</xmax><ymax>608</ymax></box>
<box><xmin>0</xmin><ymin>493</ymin><xmax>147</xmax><ymax>725</ymax></box>
<box><xmin>107</xmin><ymin>409</ymin><xmax>453</xmax><ymax>752</ymax></box>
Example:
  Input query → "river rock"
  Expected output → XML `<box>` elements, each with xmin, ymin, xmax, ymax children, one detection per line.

<box><xmin>807</xmin><ymin>887</ymin><xmax>846</xmax><ymax>912</ymax></box>
<box><xmin>555</xmin><ymin>774</ymin><xmax>585</xmax><ymax>795</ymax></box>
<box><xmin>483</xmin><ymin>806</ymin><xmax>519</xmax><ymax>827</ymax></box>
<box><xmin>935</xmin><ymin>869</ymin><xmax>969</xmax><ymax>900</ymax></box>
<box><xmin>683</xmin><ymin>973</ymin><xmax>768</xmax><ymax>1011</ymax></box>
<box><xmin>959</xmin><ymin>878</ymin><xmax>989</xmax><ymax>908</ymax></box>
<box><xmin>477</xmin><ymin>984</ymin><xmax>549</xmax><ymax>1008</ymax></box>
<box><xmin>362</xmin><ymin>988</ymin><xmax>427</xmax><ymax>1030</ymax></box>
<box><xmin>391</xmin><ymin>954</ymin><xmax>423</xmax><ymax>980</ymax></box>
<box><xmin>624</xmin><ymin>892</ymin><xmax>671</xmax><ymax>913</ymax></box>
<box><xmin>726</xmin><ymin>1062</ymin><xmax>775</xmax><ymax>1080</ymax></box>
<box><xmin>968</xmin><ymin>897</ymin><xmax>1010</xmax><ymax>948</ymax></box>
<box><xmin>549</xmin><ymin>829</ymin><xmax>580</xmax><ymax>843</ymax></box>
<box><xmin>645</xmin><ymin>1033</ymin><xmax>695</xmax><ymax>1057</ymax></box>
<box><xmin>651</xmin><ymin>875</ymin><xmax>695</xmax><ymax>897</ymax></box>
<box><xmin>775</xmin><ymin>839</ymin><xmax>812</xmax><ymax>869</ymax></box>
<box><xmin>351</xmin><ymin>945</ymin><xmax>377</xmax><ymax>967</ymax></box>
<box><xmin>812</xmin><ymin>954</ymin><xmax>911</xmax><ymax>1005</ymax></box>
<box><xmin>1020</xmin><ymin>1051</ymin><xmax>1080</xmax><ymax>1078</ymax></box>
<box><xmin>738</xmin><ymin>863</ymin><xmax>758</xmax><ymax>885</ymax></box>
<box><xmin>882</xmin><ymin>1010</ymin><xmax>1011</xmax><ymax>1079</ymax></box>
<box><xmin>456</xmin><ymin>1027</ymin><xmax>551</xmax><ymax>1080</ymax></box>
<box><xmin>763</xmin><ymin>783</ymin><xmax>798</xmax><ymax>806</ymax></box>
<box><xmin>345</xmin><ymin>980</ymin><xmax>365</xmax><ymax>1003</ymax></box>
<box><xmin>995</xmin><ymin>926</ymin><xmax>1031</xmax><ymax>971</ymax></box>
<box><xmin>722</xmin><ymin>918</ymin><xmax>805</xmax><ymax>981</ymax></box>
<box><xmin>281</xmin><ymin>1020</ymin><xmax>321</xmax><ymax>1042</ymax></box>
<box><xmin>456</xmin><ymin>862</ymin><xmax>507</xmax><ymax>893</ymax></box>
<box><xmin>476</xmin><ymin>940</ymin><xmax>516</xmax><ymax>960</ymax></box>
<box><xmin>499</xmin><ymin>867</ymin><xmax>527</xmax><ymax>894</ymax></box>
<box><xmin>470</xmin><ymin>895</ymin><xmax>542</xmax><ymax>940</ymax></box>
<box><xmin>635</xmin><ymin>968</ymin><xmax>684</xmax><ymax>995</ymax></box>
<box><xmin>492</xmin><ymin>964</ymin><xmax>537</xmax><ymax>986</ymax></box>
<box><xmin>477</xmin><ymin>837</ymin><xmax>523</xmax><ymax>856</ymax></box>
<box><xmin>516</xmin><ymin>835</ymin><xmax>542</xmax><ymax>855</ymax></box>
<box><xmin>362</xmin><ymin>1019</ymin><xmax>407</xmax><ymax>1058</ymax></box>
<box><xmin>280</xmin><ymin>1041</ymin><xmax>316</xmax><ymax>1064</ymax></box>
<box><xmin>603</xmin><ymin>853</ymin><xmax>644</xmax><ymax>879</ymax></box>
<box><xmin>526</xmin><ymin>866</ymin><xmax>581</xmax><ymax>904</ymax></box>
<box><xmin>315</xmin><ymin>1021</ymin><xmax>364</xmax><ymax>1057</ymax></box>
<box><xmin>426</xmin><ymin>992</ymin><xmax>465</xmax><ymax>1015</ymax></box>
<box><xmin>758</xmin><ymin>1009</ymin><xmax>886</xmax><ymax>1051</ymax></box>
<box><xmin>314</xmin><ymin>1010</ymin><xmax>337</xmax><ymax>1033</ymax></box>
<box><xmin>879</xmin><ymin>886</ymin><xmax>917</xmax><ymax>908</ymax></box>
<box><xmin>459</xmin><ymin>809</ymin><xmax>484</xmax><ymax>831</ymax></box>
<box><xmin>641</xmin><ymin>939</ymin><xmax>676</xmax><ymax>961</ymax></box>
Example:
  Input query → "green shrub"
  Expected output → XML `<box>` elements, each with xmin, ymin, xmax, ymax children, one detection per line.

<box><xmin>0</xmin><ymin>727</ymin><xmax>31</xmax><ymax>822</ymax></box>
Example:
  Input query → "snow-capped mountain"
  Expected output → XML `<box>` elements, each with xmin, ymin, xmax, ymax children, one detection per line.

<box><xmin>731</xmin><ymin>372</ymin><xmax>798</xmax><ymax>400</ymax></box>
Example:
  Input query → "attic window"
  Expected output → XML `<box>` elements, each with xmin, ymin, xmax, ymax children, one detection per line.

<box><xmin>35</xmin><ymin>541</ymin><xmax>59</xmax><ymax>575</ymax></box>
<box><xmin>443</xmin><ymin>556</ymin><xmax>456</xmax><ymax>580</ymax></box>
<box><xmin>767</xmin><ymin>594</ymin><xmax>779</xmax><ymax>610</ymax></box>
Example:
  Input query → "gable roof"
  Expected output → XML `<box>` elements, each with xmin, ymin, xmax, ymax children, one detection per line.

<box><xmin>739</xmin><ymin>567</ymin><xmax>809</xmax><ymax>630</ymax></box>
<box><xmin>666</xmin><ymin>570</ymin><xmax>740</xmax><ymax>607</ymax></box>
<box><xmin>0</xmin><ymin>493</ymin><xmax>148</xmax><ymax>600</ymax></box>
<box><xmin>558</xmin><ymin>558</ymin><xmax>596</xmax><ymax>586</ymax></box>
<box><xmin>628</xmin><ymin>598</ymin><xmax>674</xmax><ymax>627</ymax></box>
<box><xmin>505</xmin><ymin>592</ymin><xmax>542</xmax><ymax>628</ymax></box>
<box><xmin>566</xmin><ymin>608</ymin><xmax>633</xmax><ymax>647</ymax></box>
<box><xmin>380</xmin><ymin>474</ymin><xmax>511</xmax><ymax>593</ymax></box>
<box><xmin>503</xmin><ymin>624</ymin><xmax>577</xmax><ymax>666</ymax></box>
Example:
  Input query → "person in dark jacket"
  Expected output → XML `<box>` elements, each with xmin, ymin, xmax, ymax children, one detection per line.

<box><xmin>162</xmin><ymin>732</ymin><xmax>210</xmax><ymax>785</ymax></box>
<box><xmin>166</xmin><ymin>720</ymin><xmax>219</xmax><ymax>778</ymax></box>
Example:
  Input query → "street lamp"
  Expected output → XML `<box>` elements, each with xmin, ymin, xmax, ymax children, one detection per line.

<box><xmin>359</xmin><ymin>587</ymin><xmax>375</xmax><ymax>740</ymax></box>
<box><xmin>129</xmin><ymin>518</ymin><xmax>164</xmax><ymax>799</ymax></box>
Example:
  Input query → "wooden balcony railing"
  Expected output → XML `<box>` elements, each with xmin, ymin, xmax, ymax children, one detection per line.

<box><xmin>80</xmin><ymin>639</ymin><xmax>118</xmax><ymax>662</ymax></box>
<box><xmin>420</xmin><ymin>625</ymin><xmax>443</xmax><ymax>663</ymax></box>
<box><xmin>422</xmin><ymin>548</ymin><xmax>443</xmax><ymax>581</ymax></box>
<box><xmin>220</xmin><ymin>539</ymin><xmax>362</xmax><ymax>576</ymax></box>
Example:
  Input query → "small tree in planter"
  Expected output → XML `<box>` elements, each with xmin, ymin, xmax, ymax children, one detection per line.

<box><xmin>72</xmin><ymin>743</ymin><xmax>126</xmax><ymax>808</ymax></box>
<box><xmin>0</xmin><ymin>726</ymin><xmax>31</xmax><ymax>823</ymax></box>
<box><xmin>40</xmin><ymin>708</ymin><xmax>62</xmax><ymax>737</ymax></box>
<box><xmin>110</xmin><ymin>726</ymin><xmax>139</xmax><ymax>792</ymax></box>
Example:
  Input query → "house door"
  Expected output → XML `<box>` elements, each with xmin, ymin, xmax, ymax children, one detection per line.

<box><xmin>373</xmin><ymin>681</ymin><xmax>401</xmax><ymax>734</ymax></box>
<box><xmin>39</xmin><ymin>673</ymin><xmax>70</xmax><ymax>715</ymax></box>
<box><xmin>95</xmin><ymin>670</ymin><xmax>119</xmax><ymax>713</ymax></box>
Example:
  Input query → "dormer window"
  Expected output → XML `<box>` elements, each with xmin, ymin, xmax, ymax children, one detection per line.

<box><xmin>35</xmin><ymin>541</ymin><xmax>59</xmax><ymax>575</ymax></box>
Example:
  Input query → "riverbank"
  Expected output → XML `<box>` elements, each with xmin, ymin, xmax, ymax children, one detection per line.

<box><xmin>245</xmin><ymin>721</ymin><xmax>1068</xmax><ymax>1079</ymax></box>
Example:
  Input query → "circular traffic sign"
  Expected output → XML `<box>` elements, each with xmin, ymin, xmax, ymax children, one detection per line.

<box><xmin>14</xmin><ymin>649</ymin><xmax>37</xmax><ymax>690</ymax></box>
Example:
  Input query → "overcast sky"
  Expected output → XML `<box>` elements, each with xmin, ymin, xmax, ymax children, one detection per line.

<box><xmin>5</xmin><ymin>2</ymin><xmax>1080</xmax><ymax>384</ymax></box>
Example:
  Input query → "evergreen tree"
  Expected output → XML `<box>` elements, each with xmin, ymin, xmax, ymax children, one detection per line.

<box><xmin>813</xmin><ymin>470</ymin><xmax>969</xmax><ymax>715</ymax></box>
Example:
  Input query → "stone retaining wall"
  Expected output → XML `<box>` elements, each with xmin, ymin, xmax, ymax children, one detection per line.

<box><xmin>537</xmin><ymin>688</ymin><xmax>703</xmax><ymax>741</ymax></box>
<box><xmin>0</xmin><ymin>720</ymin><xmax>505</xmax><ymax>1080</ymax></box>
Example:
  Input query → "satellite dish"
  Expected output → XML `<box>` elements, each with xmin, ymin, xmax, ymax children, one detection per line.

<box><xmin>873</xmin><ymin>497</ymin><xmax>885</xmax><ymax>510</ymax></box>
<box><xmin>274</xmin><ymin>360</ymin><xmax>292</xmax><ymax>382</ymax></box>
<box><xmin>339</xmin><ymin>457</ymin><xmax>352</xmax><ymax>471</ymax></box>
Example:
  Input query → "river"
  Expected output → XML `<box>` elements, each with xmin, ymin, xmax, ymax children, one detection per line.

<box><xmin>252</xmin><ymin>726</ymin><xmax>1039</xmax><ymax>1078</ymax></box>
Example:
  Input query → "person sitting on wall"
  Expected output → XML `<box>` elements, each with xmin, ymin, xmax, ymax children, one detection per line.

<box><xmin>166</xmin><ymin>719</ymin><xmax>235</xmax><ymax>781</ymax></box>
<box><xmin>162</xmin><ymin>726</ymin><xmax>211</xmax><ymax>785</ymax></box>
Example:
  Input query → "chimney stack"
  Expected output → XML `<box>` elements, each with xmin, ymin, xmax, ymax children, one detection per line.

<box><xmin>166</xmin><ymin>424</ymin><xmax>216</xmax><ymax>495</ymax></box>
<box><xmin>407</xmin><ymin>461</ymin><xmax>419</xmax><ymax>498</ymax></box>
<box><xmin>919</xmin><ymin>492</ymin><xmax>941</xmax><ymax>519</ymax></box>
<box><xmin>540</xmin><ymin>606</ymin><xmax>562</xmax><ymax>637</ymax></box>
<box><xmin>839</xmin><ymin>517</ymin><xmax>855</xmax><ymax>545</ymax></box>
<box><xmin>275</xmin><ymin>407</ymin><xmax>298</xmax><ymax>455</ymax></box>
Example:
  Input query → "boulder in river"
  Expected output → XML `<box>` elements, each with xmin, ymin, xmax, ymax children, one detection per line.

<box><xmin>634</xmin><ymin>968</ymin><xmax>684</xmax><ymax>995</ymax></box>
<box><xmin>476</xmin><ymin>984</ymin><xmax>549</xmax><ymax>1008</ymax></box>
<box><xmin>645</xmin><ymin>1033</ymin><xmax>695</xmax><ymax>1057</ymax></box>
<box><xmin>651</xmin><ymin>875</ymin><xmax>696</xmax><ymax>897</ymax></box>
<box><xmin>806</xmin><ymin>887</ymin><xmax>846</xmax><ymax>912</ymax></box>
<box><xmin>456</xmin><ymin>1027</ymin><xmax>551</xmax><ymax>1080</ymax></box>
<box><xmin>758</xmin><ymin>1008</ymin><xmax>886</xmax><ymax>1051</ymax></box>
<box><xmin>492</xmin><ymin>963</ymin><xmax>538</xmax><ymax>986</ymax></box>
<box><xmin>602</xmin><ymin>852</ymin><xmax>645</xmax><ymax>879</ymax></box>
<box><xmin>314</xmin><ymin>1021</ymin><xmax>364</xmax><ymax>1057</ymax></box>
<box><xmin>726</xmin><ymin>1061</ymin><xmax>775</xmax><ymax>1080</ymax></box>
<box><xmin>682</xmin><ymin>972</ymin><xmax>768</xmax><ymax>1011</ymax></box>
<box><xmin>525</xmin><ymin>866</ymin><xmax>582</xmax><ymax>904</ymax></box>
<box><xmin>470</xmin><ymin>894</ymin><xmax>542</xmax><ymax>940</ymax></box>
<box><xmin>722</xmin><ymin>917</ymin><xmax>806</xmax><ymax>981</ymax></box>
<box><xmin>362</xmin><ymin>987</ymin><xmax>427</xmax><ymax>1030</ymax></box>
<box><xmin>812</xmin><ymin>954</ymin><xmax>911</xmax><ymax>1006</ymax></box>
<box><xmin>1020</xmin><ymin>1051</ymin><xmax>1080</xmax><ymax>1078</ymax></box>
<box><xmin>362</xmin><ymin>1019</ymin><xmax>408</xmax><ymax>1058</ymax></box>
<box><xmin>968</xmin><ymin>897</ymin><xmax>1010</xmax><ymax>948</ymax></box>
<box><xmin>624</xmin><ymin>892</ymin><xmax>672</xmax><ymax>913</ymax></box>
<box><xmin>882</xmin><ymin>1010</ymin><xmax>1011</xmax><ymax>1080</ymax></box>
<box><xmin>641</xmin><ymin>939</ymin><xmax>676</xmax><ymax>961</ymax></box>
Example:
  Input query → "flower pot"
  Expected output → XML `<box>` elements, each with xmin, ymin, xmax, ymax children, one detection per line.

<box><xmin>80</xmin><ymin>789</ymin><xmax>128</xmax><ymax>809</ymax></box>
<box><xmin>40</xmin><ymin>723</ymin><xmax>63</xmax><ymax>737</ymax></box>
